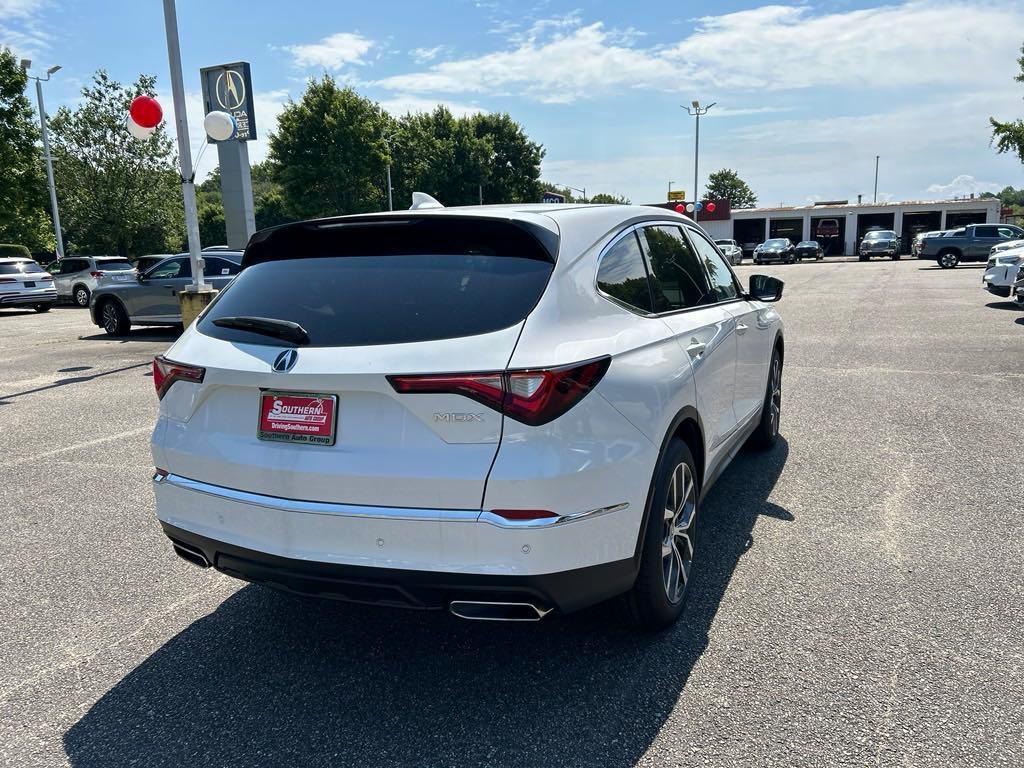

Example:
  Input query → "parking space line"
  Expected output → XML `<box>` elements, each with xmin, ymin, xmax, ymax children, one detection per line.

<box><xmin>0</xmin><ymin>426</ymin><xmax>152</xmax><ymax>469</ymax></box>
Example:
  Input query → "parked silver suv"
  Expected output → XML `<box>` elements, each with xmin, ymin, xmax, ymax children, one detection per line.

<box><xmin>90</xmin><ymin>252</ymin><xmax>242</xmax><ymax>335</ymax></box>
<box><xmin>49</xmin><ymin>256</ymin><xmax>137</xmax><ymax>306</ymax></box>
<box><xmin>0</xmin><ymin>258</ymin><xmax>57</xmax><ymax>312</ymax></box>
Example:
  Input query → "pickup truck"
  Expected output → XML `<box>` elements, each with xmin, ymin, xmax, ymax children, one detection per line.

<box><xmin>921</xmin><ymin>223</ymin><xmax>1024</xmax><ymax>268</ymax></box>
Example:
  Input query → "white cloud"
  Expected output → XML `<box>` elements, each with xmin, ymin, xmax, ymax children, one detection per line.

<box><xmin>926</xmin><ymin>175</ymin><xmax>1002</xmax><ymax>199</ymax></box>
<box><xmin>285</xmin><ymin>32</ymin><xmax>374</xmax><ymax>70</ymax></box>
<box><xmin>0</xmin><ymin>0</ymin><xmax>49</xmax><ymax>58</ymax></box>
<box><xmin>410</xmin><ymin>45</ymin><xmax>448</xmax><ymax>64</ymax></box>
<box><xmin>378</xmin><ymin>94</ymin><xmax>486</xmax><ymax>118</ymax></box>
<box><xmin>375</xmin><ymin>1</ymin><xmax>1024</xmax><ymax>102</ymax></box>
<box><xmin>0</xmin><ymin>0</ymin><xmax>43</xmax><ymax>16</ymax></box>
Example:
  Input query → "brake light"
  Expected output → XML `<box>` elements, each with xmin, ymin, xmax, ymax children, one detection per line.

<box><xmin>153</xmin><ymin>356</ymin><xmax>205</xmax><ymax>399</ymax></box>
<box><xmin>489</xmin><ymin>509</ymin><xmax>558</xmax><ymax>521</ymax></box>
<box><xmin>90</xmin><ymin>270</ymin><xmax>104</xmax><ymax>278</ymax></box>
<box><xmin>388</xmin><ymin>356</ymin><xmax>610</xmax><ymax>426</ymax></box>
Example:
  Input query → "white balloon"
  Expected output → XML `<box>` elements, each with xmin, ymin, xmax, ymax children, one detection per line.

<box><xmin>685</xmin><ymin>203</ymin><xmax>695</xmax><ymax>213</ymax></box>
<box><xmin>126</xmin><ymin>115</ymin><xmax>156</xmax><ymax>139</ymax></box>
<box><xmin>204</xmin><ymin>110</ymin><xmax>236</xmax><ymax>142</ymax></box>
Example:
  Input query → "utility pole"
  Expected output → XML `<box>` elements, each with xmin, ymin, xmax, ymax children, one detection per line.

<box><xmin>21</xmin><ymin>61</ymin><xmax>64</xmax><ymax>259</ymax></box>
<box><xmin>382</xmin><ymin>132</ymin><xmax>396</xmax><ymax>211</ymax></box>
<box><xmin>162</xmin><ymin>0</ymin><xmax>206</xmax><ymax>292</ymax></box>
<box><xmin>683</xmin><ymin>101</ymin><xmax>716</xmax><ymax>220</ymax></box>
<box><xmin>873</xmin><ymin>155</ymin><xmax>880</xmax><ymax>204</ymax></box>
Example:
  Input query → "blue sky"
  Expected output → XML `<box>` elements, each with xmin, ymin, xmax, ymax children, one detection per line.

<box><xmin>3</xmin><ymin>0</ymin><xmax>1024</xmax><ymax>206</ymax></box>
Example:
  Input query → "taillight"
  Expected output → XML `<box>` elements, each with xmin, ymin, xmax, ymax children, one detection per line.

<box><xmin>489</xmin><ymin>509</ymin><xmax>558</xmax><ymax>522</ymax></box>
<box><xmin>153</xmin><ymin>356</ymin><xmax>205</xmax><ymax>399</ymax></box>
<box><xmin>388</xmin><ymin>356</ymin><xmax>610</xmax><ymax>427</ymax></box>
<box><xmin>90</xmin><ymin>270</ymin><xmax>104</xmax><ymax>278</ymax></box>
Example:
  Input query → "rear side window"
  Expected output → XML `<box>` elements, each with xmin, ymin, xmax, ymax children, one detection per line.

<box><xmin>639</xmin><ymin>225</ymin><xmax>710</xmax><ymax>312</ymax></box>
<box><xmin>199</xmin><ymin>254</ymin><xmax>554</xmax><ymax>347</ymax></box>
<box><xmin>597</xmin><ymin>232</ymin><xmax>652</xmax><ymax>313</ymax></box>
<box><xmin>974</xmin><ymin>226</ymin><xmax>999</xmax><ymax>238</ymax></box>
<box><xmin>206</xmin><ymin>257</ymin><xmax>241</xmax><ymax>276</ymax></box>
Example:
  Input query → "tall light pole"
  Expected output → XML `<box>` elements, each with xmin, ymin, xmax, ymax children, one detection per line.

<box><xmin>21</xmin><ymin>60</ymin><xmax>65</xmax><ymax>259</ymax></box>
<box><xmin>683</xmin><ymin>100</ymin><xmax>715</xmax><ymax>220</ymax></box>
<box><xmin>554</xmin><ymin>184</ymin><xmax>586</xmax><ymax>203</ymax></box>
<box><xmin>162</xmin><ymin>0</ymin><xmax>207</xmax><ymax>292</ymax></box>
<box><xmin>873</xmin><ymin>155</ymin><xmax>880</xmax><ymax>204</ymax></box>
<box><xmin>382</xmin><ymin>131</ymin><xmax>396</xmax><ymax>211</ymax></box>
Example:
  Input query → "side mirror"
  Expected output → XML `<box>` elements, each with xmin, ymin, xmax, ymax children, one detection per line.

<box><xmin>749</xmin><ymin>274</ymin><xmax>784</xmax><ymax>302</ymax></box>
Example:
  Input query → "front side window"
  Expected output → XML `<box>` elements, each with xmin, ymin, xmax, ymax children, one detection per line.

<box><xmin>686</xmin><ymin>228</ymin><xmax>740</xmax><ymax>303</ymax></box>
<box><xmin>597</xmin><ymin>231</ymin><xmax>652</xmax><ymax>313</ymax></box>
<box><xmin>638</xmin><ymin>225</ymin><xmax>710</xmax><ymax>312</ymax></box>
<box><xmin>148</xmin><ymin>258</ymin><xmax>191</xmax><ymax>280</ymax></box>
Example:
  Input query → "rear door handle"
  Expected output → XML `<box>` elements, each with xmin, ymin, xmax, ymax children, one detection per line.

<box><xmin>736</xmin><ymin>323</ymin><xmax>749</xmax><ymax>335</ymax></box>
<box><xmin>686</xmin><ymin>340</ymin><xmax>706</xmax><ymax>359</ymax></box>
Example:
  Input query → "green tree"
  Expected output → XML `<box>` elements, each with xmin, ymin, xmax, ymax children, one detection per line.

<box><xmin>990</xmin><ymin>43</ymin><xmax>1024</xmax><ymax>164</ymax></box>
<box><xmin>470</xmin><ymin>112</ymin><xmax>544</xmax><ymax>204</ymax></box>
<box><xmin>540</xmin><ymin>183</ymin><xmax>578</xmax><ymax>203</ymax></box>
<box><xmin>0</xmin><ymin>47</ymin><xmax>54</xmax><ymax>252</ymax></box>
<box><xmin>590</xmin><ymin>192</ymin><xmax>630</xmax><ymax>204</ymax></box>
<box><xmin>704</xmin><ymin>168</ymin><xmax>758</xmax><ymax>208</ymax></box>
<box><xmin>196</xmin><ymin>160</ymin><xmax>294</xmax><ymax>243</ymax></box>
<box><xmin>269</xmin><ymin>78</ymin><xmax>390</xmax><ymax>218</ymax></box>
<box><xmin>48</xmin><ymin>70</ymin><xmax>182</xmax><ymax>256</ymax></box>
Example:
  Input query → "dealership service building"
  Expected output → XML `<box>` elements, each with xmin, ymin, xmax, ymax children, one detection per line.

<box><xmin>674</xmin><ymin>198</ymin><xmax>1001</xmax><ymax>256</ymax></box>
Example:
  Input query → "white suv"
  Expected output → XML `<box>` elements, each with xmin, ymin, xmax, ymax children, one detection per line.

<box><xmin>49</xmin><ymin>256</ymin><xmax>137</xmax><ymax>306</ymax></box>
<box><xmin>151</xmin><ymin>205</ymin><xmax>785</xmax><ymax>629</ymax></box>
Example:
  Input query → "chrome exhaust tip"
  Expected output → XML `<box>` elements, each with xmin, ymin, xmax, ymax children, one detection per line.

<box><xmin>449</xmin><ymin>600</ymin><xmax>552</xmax><ymax>622</ymax></box>
<box><xmin>172</xmin><ymin>541</ymin><xmax>210</xmax><ymax>568</ymax></box>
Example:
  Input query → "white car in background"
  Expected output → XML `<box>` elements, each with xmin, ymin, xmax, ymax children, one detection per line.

<box><xmin>714</xmin><ymin>238</ymin><xmax>744</xmax><ymax>265</ymax></box>
<box><xmin>0</xmin><ymin>257</ymin><xmax>57</xmax><ymax>312</ymax></box>
<box><xmin>151</xmin><ymin>204</ymin><xmax>785</xmax><ymax>630</ymax></box>
<box><xmin>983</xmin><ymin>245</ymin><xmax>1024</xmax><ymax>299</ymax></box>
<box><xmin>989</xmin><ymin>239</ymin><xmax>1024</xmax><ymax>255</ymax></box>
<box><xmin>48</xmin><ymin>256</ymin><xmax>137</xmax><ymax>306</ymax></box>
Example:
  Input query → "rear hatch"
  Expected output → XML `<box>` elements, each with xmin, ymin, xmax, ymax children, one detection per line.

<box><xmin>156</xmin><ymin>214</ymin><xmax>558</xmax><ymax>510</ymax></box>
<box><xmin>0</xmin><ymin>260</ymin><xmax>53</xmax><ymax>295</ymax></box>
<box><xmin>93</xmin><ymin>258</ymin><xmax>137</xmax><ymax>285</ymax></box>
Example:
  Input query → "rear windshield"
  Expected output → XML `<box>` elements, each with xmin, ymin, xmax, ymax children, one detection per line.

<box><xmin>0</xmin><ymin>262</ymin><xmax>45</xmax><ymax>275</ymax></box>
<box><xmin>198</xmin><ymin>254</ymin><xmax>554</xmax><ymax>347</ymax></box>
<box><xmin>96</xmin><ymin>260</ymin><xmax>135</xmax><ymax>271</ymax></box>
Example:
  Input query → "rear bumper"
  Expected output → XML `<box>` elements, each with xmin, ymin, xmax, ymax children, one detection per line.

<box><xmin>162</xmin><ymin>522</ymin><xmax>636</xmax><ymax>613</ymax></box>
<box><xmin>0</xmin><ymin>291</ymin><xmax>57</xmax><ymax>306</ymax></box>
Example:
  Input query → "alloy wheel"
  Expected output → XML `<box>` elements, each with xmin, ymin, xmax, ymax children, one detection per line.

<box><xmin>768</xmin><ymin>355</ymin><xmax>782</xmax><ymax>436</ymax></box>
<box><xmin>75</xmin><ymin>288</ymin><xmax>89</xmax><ymax>307</ymax></box>
<box><xmin>102</xmin><ymin>304</ymin><xmax>119</xmax><ymax>334</ymax></box>
<box><xmin>662</xmin><ymin>461</ymin><xmax>696</xmax><ymax>604</ymax></box>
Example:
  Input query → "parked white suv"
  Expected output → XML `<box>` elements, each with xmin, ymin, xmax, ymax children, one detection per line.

<box><xmin>49</xmin><ymin>256</ymin><xmax>137</xmax><ymax>306</ymax></box>
<box><xmin>0</xmin><ymin>257</ymin><xmax>57</xmax><ymax>312</ymax></box>
<box><xmin>151</xmin><ymin>205</ymin><xmax>785</xmax><ymax>629</ymax></box>
<box><xmin>983</xmin><ymin>245</ymin><xmax>1024</xmax><ymax>298</ymax></box>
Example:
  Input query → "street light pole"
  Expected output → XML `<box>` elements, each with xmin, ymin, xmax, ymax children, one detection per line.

<box><xmin>683</xmin><ymin>101</ymin><xmax>715</xmax><ymax>220</ymax></box>
<box><xmin>162</xmin><ymin>0</ymin><xmax>206</xmax><ymax>291</ymax></box>
<box><xmin>21</xmin><ymin>62</ymin><xmax>64</xmax><ymax>259</ymax></box>
<box><xmin>873</xmin><ymin>155</ymin><xmax>880</xmax><ymax>204</ymax></box>
<box><xmin>382</xmin><ymin>132</ymin><xmax>396</xmax><ymax>211</ymax></box>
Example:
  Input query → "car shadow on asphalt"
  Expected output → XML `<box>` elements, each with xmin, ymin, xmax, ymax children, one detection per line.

<box><xmin>78</xmin><ymin>328</ymin><xmax>181</xmax><ymax>343</ymax></box>
<box><xmin>985</xmin><ymin>301</ymin><xmax>1022</xmax><ymax>311</ymax></box>
<box><xmin>63</xmin><ymin>439</ymin><xmax>790</xmax><ymax>768</ymax></box>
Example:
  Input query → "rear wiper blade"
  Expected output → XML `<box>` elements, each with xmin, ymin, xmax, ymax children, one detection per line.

<box><xmin>212</xmin><ymin>316</ymin><xmax>310</xmax><ymax>345</ymax></box>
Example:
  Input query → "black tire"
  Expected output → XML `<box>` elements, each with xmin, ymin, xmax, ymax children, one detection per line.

<box><xmin>73</xmin><ymin>284</ymin><xmax>90</xmax><ymax>307</ymax></box>
<box><xmin>34</xmin><ymin>304</ymin><xmax>51</xmax><ymax>313</ymax></box>
<box><xmin>859</xmin><ymin>255</ymin><xmax>868</xmax><ymax>262</ymax></box>
<box><xmin>99</xmin><ymin>299</ymin><xmax>130</xmax><ymax>336</ymax></box>
<box><xmin>937</xmin><ymin>250</ymin><xmax>959</xmax><ymax>269</ymax></box>
<box><xmin>749</xmin><ymin>347</ymin><xmax>783</xmax><ymax>450</ymax></box>
<box><xmin>625</xmin><ymin>438</ymin><xmax>699</xmax><ymax>630</ymax></box>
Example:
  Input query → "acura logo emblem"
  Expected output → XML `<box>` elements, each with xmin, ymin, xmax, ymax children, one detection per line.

<box><xmin>272</xmin><ymin>349</ymin><xmax>298</xmax><ymax>372</ymax></box>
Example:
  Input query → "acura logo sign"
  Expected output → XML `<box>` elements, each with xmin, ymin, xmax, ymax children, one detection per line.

<box><xmin>272</xmin><ymin>349</ymin><xmax>298</xmax><ymax>372</ymax></box>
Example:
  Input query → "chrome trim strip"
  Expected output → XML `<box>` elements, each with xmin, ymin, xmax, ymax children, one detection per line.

<box><xmin>478</xmin><ymin>502</ymin><xmax>629</xmax><ymax>529</ymax></box>
<box><xmin>449</xmin><ymin>601</ymin><xmax>553</xmax><ymax>622</ymax></box>
<box><xmin>154</xmin><ymin>473</ymin><xmax>628</xmax><ymax>528</ymax></box>
<box><xmin>155</xmin><ymin>473</ymin><xmax>480</xmax><ymax>523</ymax></box>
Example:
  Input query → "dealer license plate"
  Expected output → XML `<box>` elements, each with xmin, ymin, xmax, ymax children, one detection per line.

<box><xmin>258</xmin><ymin>391</ymin><xmax>338</xmax><ymax>446</ymax></box>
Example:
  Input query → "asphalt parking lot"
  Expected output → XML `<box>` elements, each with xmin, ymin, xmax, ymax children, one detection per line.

<box><xmin>1</xmin><ymin>260</ymin><xmax>1022</xmax><ymax>767</ymax></box>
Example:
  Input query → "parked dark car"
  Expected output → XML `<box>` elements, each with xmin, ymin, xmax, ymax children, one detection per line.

<box><xmin>858</xmin><ymin>230</ymin><xmax>900</xmax><ymax>261</ymax></box>
<box><xmin>794</xmin><ymin>240</ymin><xmax>824</xmax><ymax>261</ymax></box>
<box><xmin>815</xmin><ymin>219</ymin><xmax>840</xmax><ymax>239</ymax></box>
<box><xmin>753</xmin><ymin>238</ymin><xmax>795</xmax><ymax>264</ymax></box>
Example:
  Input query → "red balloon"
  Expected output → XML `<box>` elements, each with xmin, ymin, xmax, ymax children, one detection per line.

<box><xmin>706</xmin><ymin>202</ymin><xmax>716</xmax><ymax>213</ymax></box>
<box><xmin>129</xmin><ymin>95</ymin><xmax>163</xmax><ymax>129</ymax></box>
<box><xmin>674</xmin><ymin>203</ymin><xmax>685</xmax><ymax>213</ymax></box>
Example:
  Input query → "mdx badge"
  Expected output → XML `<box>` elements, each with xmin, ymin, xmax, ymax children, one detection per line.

<box><xmin>434</xmin><ymin>413</ymin><xmax>485</xmax><ymax>422</ymax></box>
<box><xmin>272</xmin><ymin>349</ymin><xmax>298</xmax><ymax>372</ymax></box>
